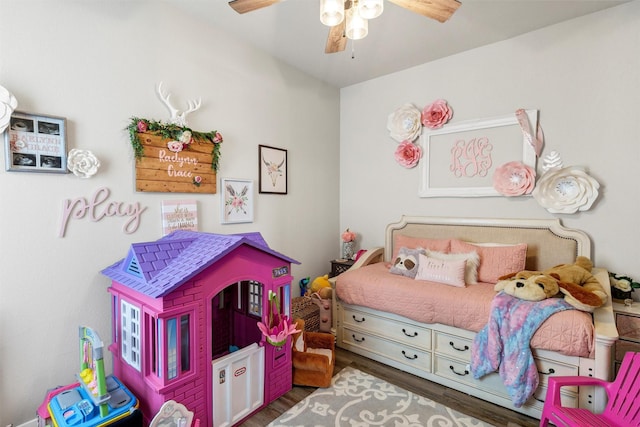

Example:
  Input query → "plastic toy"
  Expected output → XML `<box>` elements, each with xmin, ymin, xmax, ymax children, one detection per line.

<box><xmin>47</xmin><ymin>326</ymin><xmax>139</xmax><ymax>427</ymax></box>
<box><xmin>101</xmin><ymin>231</ymin><xmax>299</xmax><ymax>426</ymax></box>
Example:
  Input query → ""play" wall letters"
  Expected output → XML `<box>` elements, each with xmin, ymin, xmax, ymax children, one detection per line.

<box><xmin>59</xmin><ymin>187</ymin><xmax>147</xmax><ymax>237</ymax></box>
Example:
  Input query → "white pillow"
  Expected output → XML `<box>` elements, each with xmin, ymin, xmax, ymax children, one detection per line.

<box><xmin>415</xmin><ymin>254</ymin><xmax>466</xmax><ymax>287</ymax></box>
<box><xmin>425</xmin><ymin>249</ymin><xmax>480</xmax><ymax>284</ymax></box>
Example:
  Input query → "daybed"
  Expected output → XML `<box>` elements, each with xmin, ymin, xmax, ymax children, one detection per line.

<box><xmin>330</xmin><ymin>216</ymin><xmax>619</xmax><ymax>419</ymax></box>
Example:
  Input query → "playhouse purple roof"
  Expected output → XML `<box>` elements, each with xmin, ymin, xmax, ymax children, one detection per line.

<box><xmin>101</xmin><ymin>231</ymin><xmax>299</xmax><ymax>298</ymax></box>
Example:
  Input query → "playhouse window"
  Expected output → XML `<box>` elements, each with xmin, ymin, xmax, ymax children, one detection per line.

<box><xmin>248</xmin><ymin>281</ymin><xmax>262</xmax><ymax>316</ymax></box>
<box><xmin>167</xmin><ymin>314</ymin><xmax>191</xmax><ymax>380</ymax></box>
<box><xmin>120</xmin><ymin>299</ymin><xmax>141</xmax><ymax>371</ymax></box>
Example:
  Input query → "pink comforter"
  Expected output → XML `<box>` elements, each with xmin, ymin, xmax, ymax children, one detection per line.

<box><xmin>336</xmin><ymin>262</ymin><xmax>594</xmax><ymax>358</ymax></box>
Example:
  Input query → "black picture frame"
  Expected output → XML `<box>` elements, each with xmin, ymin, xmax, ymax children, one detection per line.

<box><xmin>258</xmin><ymin>145</ymin><xmax>287</xmax><ymax>194</ymax></box>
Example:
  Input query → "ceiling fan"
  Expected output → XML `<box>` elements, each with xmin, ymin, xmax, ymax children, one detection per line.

<box><xmin>227</xmin><ymin>0</ymin><xmax>461</xmax><ymax>54</ymax></box>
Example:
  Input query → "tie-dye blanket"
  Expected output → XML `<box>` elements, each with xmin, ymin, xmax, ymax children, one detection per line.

<box><xmin>470</xmin><ymin>292</ymin><xmax>573</xmax><ymax>407</ymax></box>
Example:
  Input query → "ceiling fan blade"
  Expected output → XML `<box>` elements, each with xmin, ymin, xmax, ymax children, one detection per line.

<box><xmin>388</xmin><ymin>0</ymin><xmax>461</xmax><ymax>23</ymax></box>
<box><xmin>228</xmin><ymin>0</ymin><xmax>282</xmax><ymax>14</ymax></box>
<box><xmin>325</xmin><ymin>20</ymin><xmax>347</xmax><ymax>54</ymax></box>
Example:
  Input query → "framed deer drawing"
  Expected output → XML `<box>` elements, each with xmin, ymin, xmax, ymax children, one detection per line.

<box><xmin>128</xmin><ymin>83</ymin><xmax>223</xmax><ymax>194</ymax></box>
<box><xmin>259</xmin><ymin>145</ymin><xmax>287</xmax><ymax>194</ymax></box>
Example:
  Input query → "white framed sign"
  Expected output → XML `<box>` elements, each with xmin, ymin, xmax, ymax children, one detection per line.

<box><xmin>419</xmin><ymin>110</ymin><xmax>538</xmax><ymax>198</ymax></box>
<box><xmin>220</xmin><ymin>178</ymin><xmax>254</xmax><ymax>224</ymax></box>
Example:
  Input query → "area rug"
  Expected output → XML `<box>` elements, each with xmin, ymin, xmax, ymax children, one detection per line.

<box><xmin>268</xmin><ymin>367</ymin><xmax>495</xmax><ymax>426</ymax></box>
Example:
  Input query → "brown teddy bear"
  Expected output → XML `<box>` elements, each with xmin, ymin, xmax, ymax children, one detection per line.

<box><xmin>495</xmin><ymin>256</ymin><xmax>607</xmax><ymax>312</ymax></box>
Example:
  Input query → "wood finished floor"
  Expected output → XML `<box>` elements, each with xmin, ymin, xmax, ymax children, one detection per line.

<box><xmin>239</xmin><ymin>347</ymin><xmax>539</xmax><ymax>427</ymax></box>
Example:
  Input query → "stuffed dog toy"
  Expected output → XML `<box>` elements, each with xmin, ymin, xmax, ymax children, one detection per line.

<box><xmin>494</xmin><ymin>271</ymin><xmax>561</xmax><ymax>302</ymax></box>
<box><xmin>495</xmin><ymin>256</ymin><xmax>607</xmax><ymax>312</ymax></box>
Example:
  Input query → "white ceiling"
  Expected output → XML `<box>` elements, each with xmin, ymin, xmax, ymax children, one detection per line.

<box><xmin>172</xmin><ymin>0</ymin><xmax>629</xmax><ymax>88</ymax></box>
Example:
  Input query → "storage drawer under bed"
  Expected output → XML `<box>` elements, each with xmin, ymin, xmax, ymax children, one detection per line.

<box><xmin>342</xmin><ymin>306</ymin><xmax>431</xmax><ymax>350</ymax></box>
<box><xmin>343</xmin><ymin>326</ymin><xmax>432</xmax><ymax>372</ymax></box>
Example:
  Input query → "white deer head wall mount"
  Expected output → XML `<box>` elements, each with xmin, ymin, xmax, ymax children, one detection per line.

<box><xmin>156</xmin><ymin>81</ymin><xmax>201</xmax><ymax>127</ymax></box>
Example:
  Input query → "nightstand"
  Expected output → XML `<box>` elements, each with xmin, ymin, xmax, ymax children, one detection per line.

<box><xmin>329</xmin><ymin>259</ymin><xmax>354</xmax><ymax>278</ymax></box>
<box><xmin>612</xmin><ymin>301</ymin><xmax>640</xmax><ymax>374</ymax></box>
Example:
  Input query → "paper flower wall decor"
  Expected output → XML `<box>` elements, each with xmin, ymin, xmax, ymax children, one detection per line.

<box><xmin>0</xmin><ymin>84</ymin><xmax>18</xmax><ymax>134</ymax></box>
<box><xmin>532</xmin><ymin>166</ymin><xmax>600</xmax><ymax>214</ymax></box>
<box><xmin>387</xmin><ymin>104</ymin><xmax>423</xmax><ymax>142</ymax></box>
<box><xmin>67</xmin><ymin>149</ymin><xmax>101</xmax><ymax>178</ymax></box>
<box><xmin>394</xmin><ymin>140</ymin><xmax>422</xmax><ymax>169</ymax></box>
<box><xmin>421</xmin><ymin>99</ymin><xmax>453</xmax><ymax>129</ymax></box>
<box><xmin>493</xmin><ymin>161</ymin><xmax>536</xmax><ymax>196</ymax></box>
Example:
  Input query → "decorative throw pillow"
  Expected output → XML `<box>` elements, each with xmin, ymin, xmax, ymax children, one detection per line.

<box><xmin>425</xmin><ymin>249</ymin><xmax>480</xmax><ymax>284</ymax></box>
<box><xmin>389</xmin><ymin>247</ymin><xmax>425</xmax><ymax>279</ymax></box>
<box><xmin>414</xmin><ymin>254</ymin><xmax>466</xmax><ymax>287</ymax></box>
<box><xmin>392</xmin><ymin>235</ymin><xmax>451</xmax><ymax>261</ymax></box>
<box><xmin>450</xmin><ymin>239</ymin><xmax>528</xmax><ymax>284</ymax></box>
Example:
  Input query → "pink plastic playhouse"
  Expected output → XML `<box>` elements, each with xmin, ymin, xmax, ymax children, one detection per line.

<box><xmin>101</xmin><ymin>231</ymin><xmax>299</xmax><ymax>426</ymax></box>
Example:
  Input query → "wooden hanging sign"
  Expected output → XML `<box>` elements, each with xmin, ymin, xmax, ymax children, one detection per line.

<box><xmin>128</xmin><ymin>118</ymin><xmax>223</xmax><ymax>194</ymax></box>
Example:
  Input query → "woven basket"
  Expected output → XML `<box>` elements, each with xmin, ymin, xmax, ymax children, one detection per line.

<box><xmin>291</xmin><ymin>297</ymin><xmax>320</xmax><ymax>332</ymax></box>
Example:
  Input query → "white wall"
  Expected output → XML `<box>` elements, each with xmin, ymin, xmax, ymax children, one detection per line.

<box><xmin>340</xmin><ymin>2</ymin><xmax>640</xmax><ymax>277</ymax></box>
<box><xmin>0</xmin><ymin>1</ymin><xmax>340</xmax><ymax>424</ymax></box>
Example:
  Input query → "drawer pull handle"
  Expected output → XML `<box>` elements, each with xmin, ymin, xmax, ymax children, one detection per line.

<box><xmin>352</xmin><ymin>334</ymin><xmax>365</xmax><ymax>343</ymax></box>
<box><xmin>401</xmin><ymin>350</ymin><xmax>418</xmax><ymax>360</ymax></box>
<box><xmin>352</xmin><ymin>315</ymin><xmax>366</xmax><ymax>323</ymax></box>
<box><xmin>402</xmin><ymin>329</ymin><xmax>418</xmax><ymax>337</ymax></box>
<box><xmin>534</xmin><ymin>397</ymin><xmax>545</xmax><ymax>403</ymax></box>
<box><xmin>449</xmin><ymin>365</ymin><xmax>469</xmax><ymax>376</ymax></box>
<box><xmin>538</xmin><ymin>368</ymin><xmax>555</xmax><ymax>375</ymax></box>
<box><xmin>449</xmin><ymin>341</ymin><xmax>469</xmax><ymax>352</ymax></box>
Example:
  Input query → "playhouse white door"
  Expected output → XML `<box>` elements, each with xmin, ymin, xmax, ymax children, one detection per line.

<box><xmin>211</xmin><ymin>343</ymin><xmax>264</xmax><ymax>427</ymax></box>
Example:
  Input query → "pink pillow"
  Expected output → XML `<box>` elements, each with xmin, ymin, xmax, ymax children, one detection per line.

<box><xmin>414</xmin><ymin>254</ymin><xmax>466</xmax><ymax>287</ymax></box>
<box><xmin>450</xmin><ymin>239</ymin><xmax>527</xmax><ymax>284</ymax></box>
<box><xmin>392</xmin><ymin>235</ymin><xmax>451</xmax><ymax>261</ymax></box>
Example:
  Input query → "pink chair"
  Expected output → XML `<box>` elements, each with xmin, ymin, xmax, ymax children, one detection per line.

<box><xmin>540</xmin><ymin>351</ymin><xmax>640</xmax><ymax>426</ymax></box>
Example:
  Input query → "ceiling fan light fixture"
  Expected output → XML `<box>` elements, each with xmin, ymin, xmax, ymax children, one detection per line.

<box><xmin>346</xmin><ymin>4</ymin><xmax>368</xmax><ymax>40</ymax></box>
<box><xmin>358</xmin><ymin>0</ymin><xmax>383</xmax><ymax>20</ymax></box>
<box><xmin>320</xmin><ymin>0</ymin><xmax>345</xmax><ymax>27</ymax></box>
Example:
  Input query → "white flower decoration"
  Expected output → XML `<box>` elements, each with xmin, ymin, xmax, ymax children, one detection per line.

<box><xmin>532</xmin><ymin>166</ymin><xmax>599</xmax><ymax>214</ymax></box>
<box><xmin>387</xmin><ymin>104</ymin><xmax>422</xmax><ymax>142</ymax></box>
<box><xmin>612</xmin><ymin>277</ymin><xmax>632</xmax><ymax>292</ymax></box>
<box><xmin>67</xmin><ymin>149</ymin><xmax>101</xmax><ymax>178</ymax></box>
<box><xmin>179</xmin><ymin>130</ymin><xmax>192</xmax><ymax>144</ymax></box>
<box><xmin>0</xmin><ymin>84</ymin><xmax>18</xmax><ymax>134</ymax></box>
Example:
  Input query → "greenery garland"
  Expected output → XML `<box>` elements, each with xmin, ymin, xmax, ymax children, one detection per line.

<box><xmin>127</xmin><ymin>117</ymin><xmax>223</xmax><ymax>171</ymax></box>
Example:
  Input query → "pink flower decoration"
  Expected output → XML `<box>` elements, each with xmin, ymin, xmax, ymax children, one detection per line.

<box><xmin>232</xmin><ymin>196</ymin><xmax>244</xmax><ymax>209</ymax></box>
<box><xmin>193</xmin><ymin>176</ymin><xmax>202</xmax><ymax>187</ymax></box>
<box><xmin>421</xmin><ymin>99</ymin><xmax>453</xmax><ymax>129</ymax></box>
<box><xmin>167</xmin><ymin>140</ymin><xmax>183</xmax><ymax>153</ymax></box>
<box><xmin>213</xmin><ymin>132</ymin><xmax>223</xmax><ymax>143</ymax></box>
<box><xmin>257</xmin><ymin>290</ymin><xmax>300</xmax><ymax>347</ymax></box>
<box><xmin>493</xmin><ymin>161</ymin><xmax>536</xmax><ymax>196</ymax></box>
<box><xmin>394</xmin><ymin>140</ymin><xmax>422</xmax><ymax>168</ymax></box>
<box><xmin>341</xmin><ymin>228</ymin><xmax>356</xmax><ymax>242</ymax></box>
<box><xmin>136</xmin><ymin>120</ymin><xmax>148</xmax><ymax>133</ymax></box>
<box><xmin>257</xmin><ymin>316</ymin><xmax>299</xmax><ymax>347</ymax></box>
